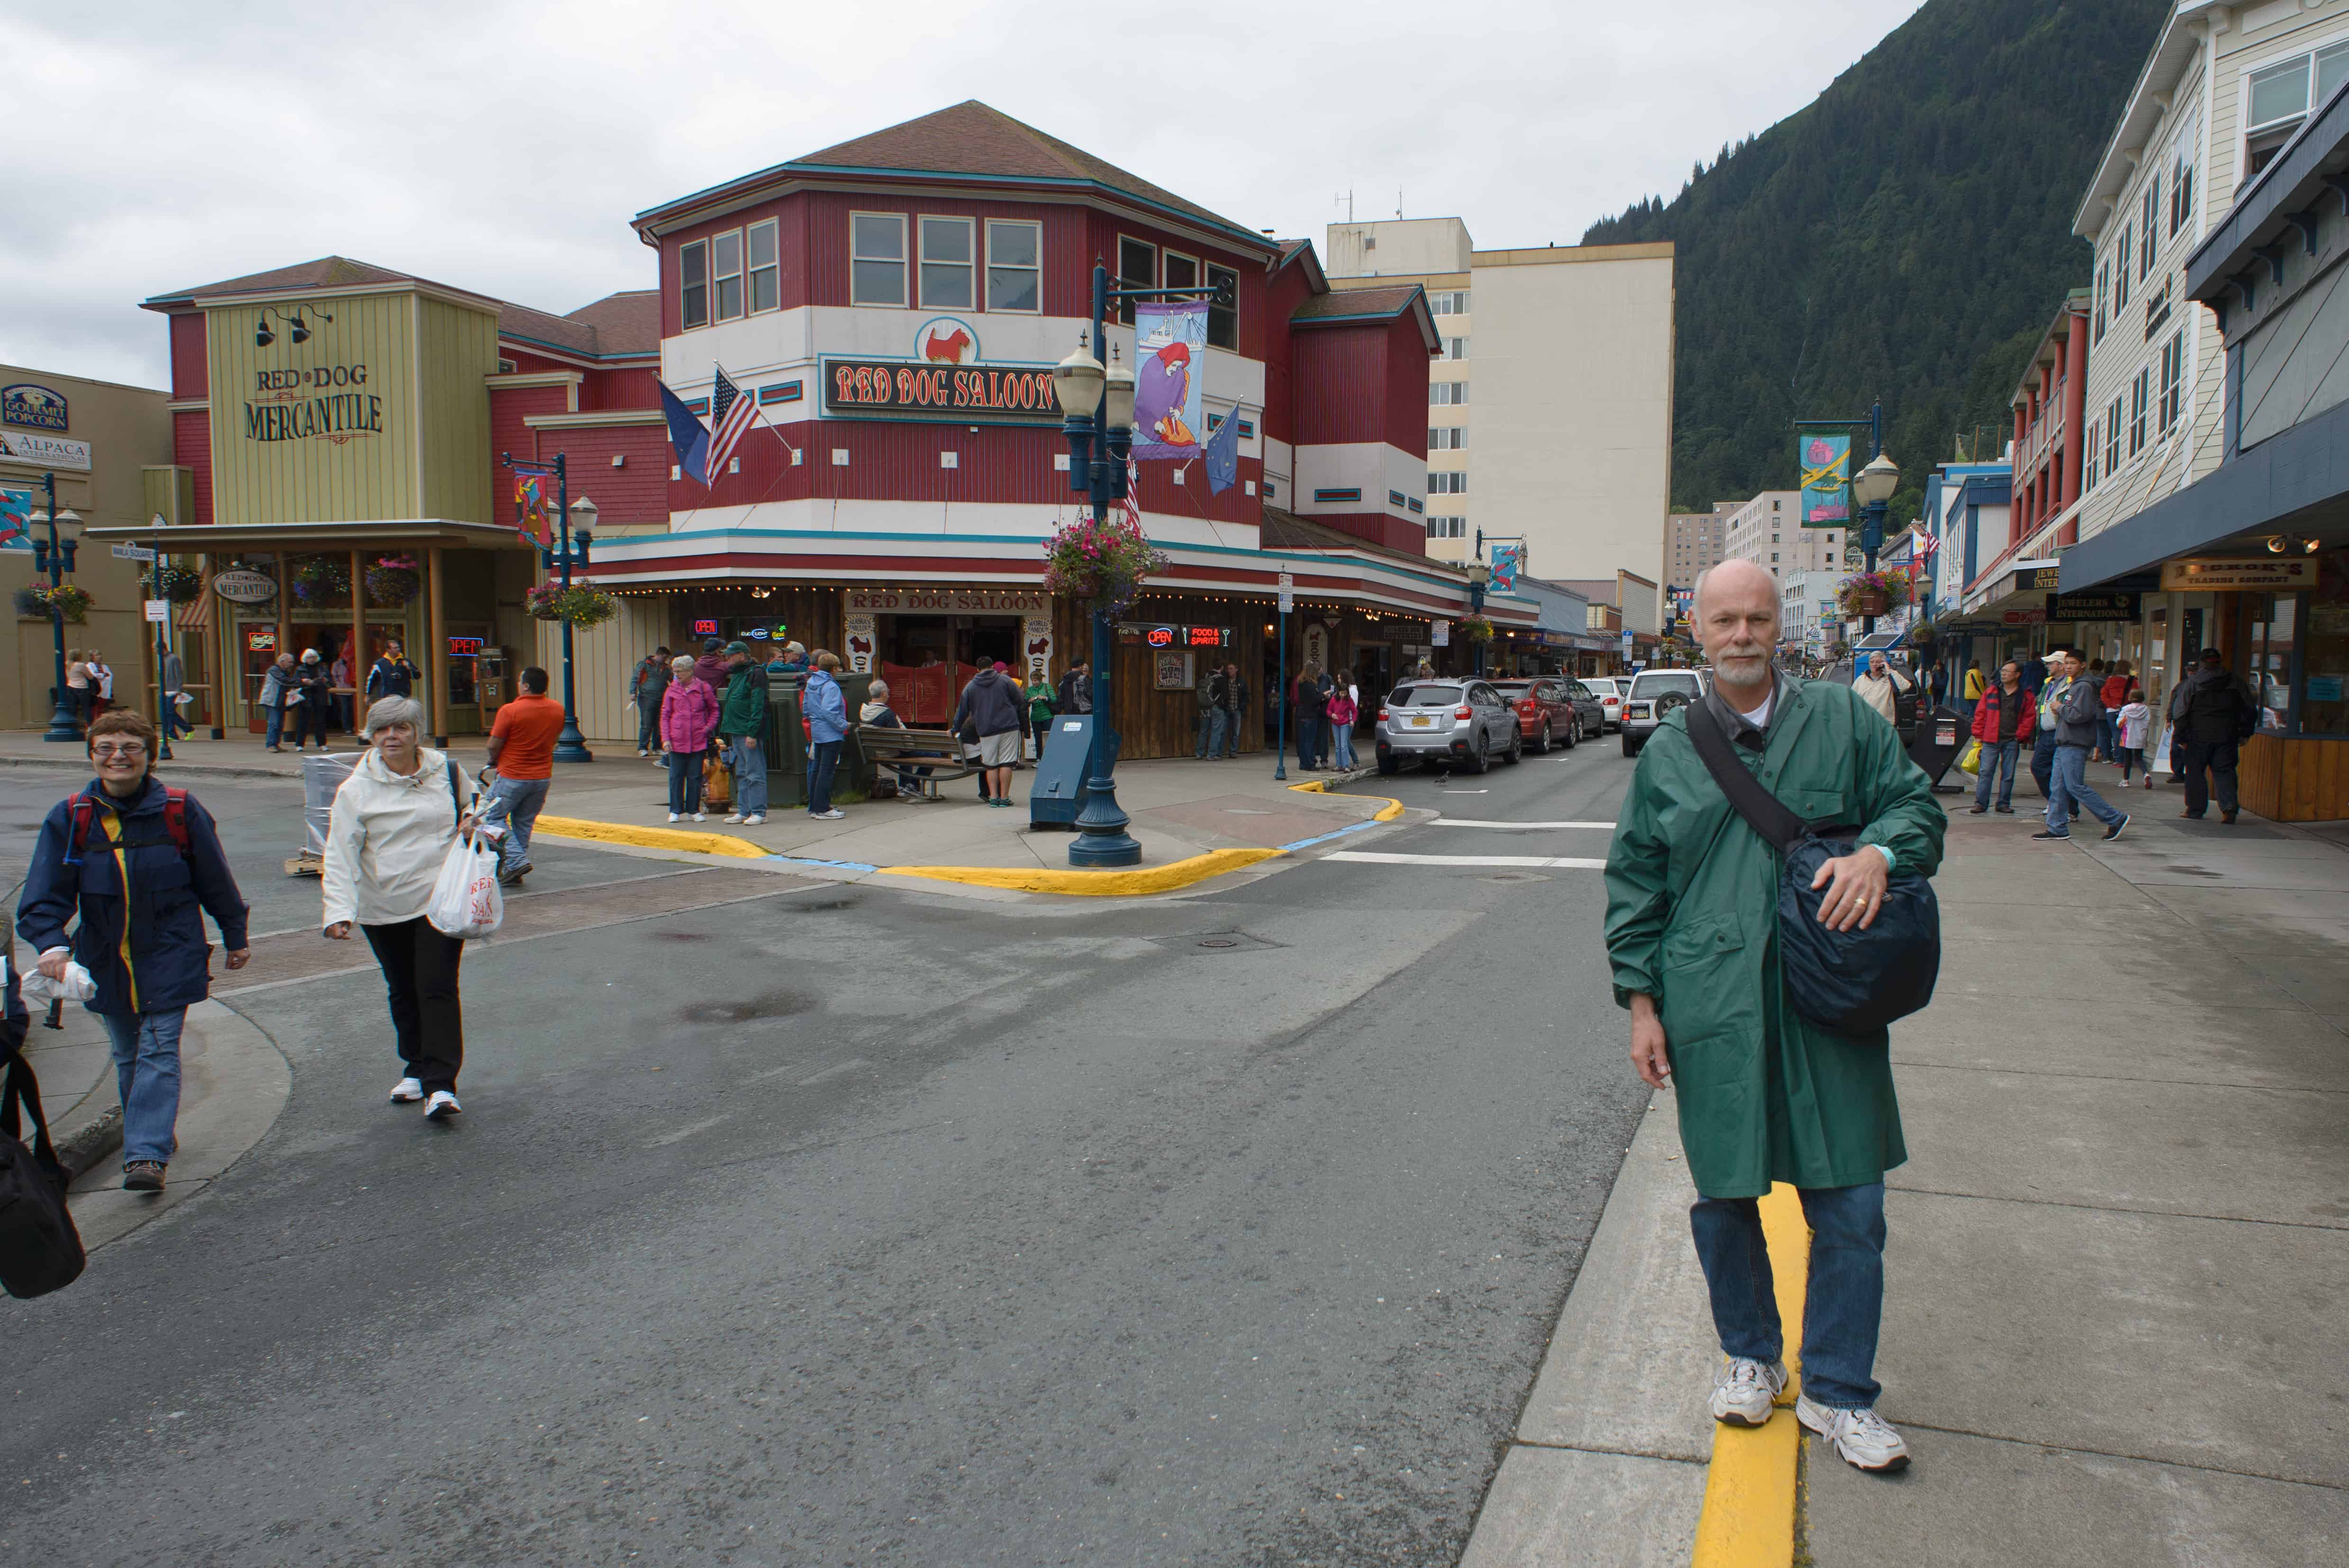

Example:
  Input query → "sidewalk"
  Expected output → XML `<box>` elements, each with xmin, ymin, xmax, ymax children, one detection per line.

<box><xmin>0</xmin><ymin>729</ymin><xmax>1400</xmax><ymax>893</ymax></box>
<box><xmin>1465</xmin><ymin>796</ymin><xmax>2349</xmax><ymax>1565</ymax></box>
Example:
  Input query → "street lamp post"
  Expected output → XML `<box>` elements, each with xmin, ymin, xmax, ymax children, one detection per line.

<box><xmin>146</xmin><ymin>514</ymin><xmax>175</xmax><ymax>761</ymax></box>
<box><xmin>1800</xmin><ymin>401</ymin><xmax>1900</xmax><ymax>638</ymax></box>
<box><xmin>501</xmin><ymin>451</ymin><xmax>595</xmax><ymax>763</ymax></box>
<box><xmin>1050</xmin><ymin>261</ymin><xmax>1213</xmax><ymax>869</ymax></box>
<box><xmin>27</xmin><ymin>473</ymin><xmax>83</xmax><ymax>742</ymax></box>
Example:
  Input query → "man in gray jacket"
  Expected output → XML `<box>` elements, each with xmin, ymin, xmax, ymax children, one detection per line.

<box><xmin>2032</xmin><ymin>649</ymin><xmax>2129</xmax><ymax>842</ymax></box>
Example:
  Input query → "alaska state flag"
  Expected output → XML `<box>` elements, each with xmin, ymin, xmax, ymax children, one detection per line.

<box><xmin>1203</xmin><ymin>405</ymin><xmax>1241</xmax><ymax>496</ymax></box>
<box><xmin>659</xmin><ymin>379</ymin><xmax>711</xmax><ymax>486</ymax></box>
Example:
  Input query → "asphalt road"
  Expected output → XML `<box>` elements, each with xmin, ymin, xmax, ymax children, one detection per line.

<box><xmin>0</xmin><ymin>738</ymin><xmax>1652</xmax><ymax>1567</ymax></box>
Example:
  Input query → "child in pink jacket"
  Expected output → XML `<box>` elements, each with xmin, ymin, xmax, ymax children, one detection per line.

<box><xmin>658</xmin><ymin>655</ymin><xmax>720</xmax><ymax>820</ymax></box>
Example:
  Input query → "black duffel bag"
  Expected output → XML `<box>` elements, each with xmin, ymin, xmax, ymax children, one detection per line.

<box><xmin>1688</xmin><ymin>702</ymin><xmax>1941</xmax><ymax>1035</ymax></box>
<box><xmin>0</xmin><ymin>1023</ymin><xmax>88</xmax><ymax>1300</ymax></box>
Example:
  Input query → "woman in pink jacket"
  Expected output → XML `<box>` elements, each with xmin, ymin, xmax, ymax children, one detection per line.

<box><xmin>658</xmin><ymin>654</ymin><xmax>719</xmax><ymax>821</ymax></box>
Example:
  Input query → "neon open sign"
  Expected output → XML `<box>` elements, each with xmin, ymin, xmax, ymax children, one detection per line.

<box><xmin>448</xmin><ymin>637</ymin><xmax>483</xmax><ymax>658</ymax></box>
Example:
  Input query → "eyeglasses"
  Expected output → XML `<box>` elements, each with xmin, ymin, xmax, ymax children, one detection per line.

<box><xmin>90</xmin><ymin>744</ymin><xmax>148</xmax><ymax>760</ymax></box>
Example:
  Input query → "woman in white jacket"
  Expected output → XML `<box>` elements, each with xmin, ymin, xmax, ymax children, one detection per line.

<box><xmin>322</xmin><ymin>695</ymin><xmax>479</xmax><ymax>1120</ymax></box>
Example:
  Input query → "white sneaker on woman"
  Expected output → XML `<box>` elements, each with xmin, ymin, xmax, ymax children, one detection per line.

<box><xmin>667</xmin><ymin>811</ymin><xmax>680</xmax><ymax>822</ymax></box>
<box><xmin>1796</xmin><ymin>1396</ymin><xmax>1911</xmax><ymax>1472</ymax></box>
<box><xmin>693</xmin><ymin>811</ymin><xmax>706</xmax><ymax>822</ymax></box>
<box><xmin>424</xmin><ymin>1090</ymin><xmax>462</xmax><ymax>1121</ymax></box>
<box><xmin>388</xmin><ymin>1077</ymin><xmax>424</xmax><ymax>1103</ymax></box>
<box><xmin>1708</xmin><ymin>1357</ymin><xmax>1787</xmax><ymax>1427</ymax></box>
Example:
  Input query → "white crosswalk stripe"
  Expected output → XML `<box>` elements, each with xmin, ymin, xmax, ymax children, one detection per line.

<box><xmin>1324</xmin><ymin>851</ymin><xmax>1607</xmax><ymax>869</ymax></box>
<box><xmin>1432</xmin><ymin>819</ymin><xmax>1618</xmax><ymax>830</ymax></box>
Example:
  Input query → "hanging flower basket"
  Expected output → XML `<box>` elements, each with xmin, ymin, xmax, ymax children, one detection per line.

<box><xmin>1041</xmin><ymin>512</ymin><xmax>1167</xmax><ymax>615</ymax></box>
<box><xmin>526</xmin><ymin>582</ymin><xmax>617</xmax><ymax>627</ymax></box>
<box><xmin>16</xmin><ymin>583</ymin><xmax>91</xmax><ymax>623</ymax></box>
<box><xmin>1835</xmin><ymin>568</ymin><xmax>1909</xmax><ymax>618</ymax></box>
<box><xmin>1907</xmin><ymin>623</ymin><xmax>1934</xmax><ymax>647</ymax></box>
<box><xmin>1460</xmin><ymin>614</ymin><xmax>1496</xmax><ymax>643</ymax></box>
<box><xmin>365</xmin><ymin>555</ymin><xmax>420</xmax><ymax>606</ymax></box>
<box><xmin>290</xmin><ymin>556</ymin><xmax>352</xmax><ymax>606</ymax></box>
<box><xmin>144</xmin><ymin>563</ymin><xmax>203</xmax><ymax>602</ymax></box>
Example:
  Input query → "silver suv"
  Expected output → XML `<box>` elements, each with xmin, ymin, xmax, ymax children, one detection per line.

<box><xmin>1374</xmin><ymin>679</ymin><xmax>1523</xmax><ymax>775</ymax></box>
<box><xmin>1619</xmin><ymin>668</ymin><xmax>1708</xmax><ymax>757</ymax></box>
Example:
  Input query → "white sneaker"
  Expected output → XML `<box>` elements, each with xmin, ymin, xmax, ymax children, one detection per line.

<box><xmin>388</xmin><ymin>1076</ymin><xmax>425</xmax><ymax>1103</ymax></box>
<box><xmin>723</xmin><ymin>812</ymin><xmax>744</xmax><ymax>823</ymax></box>
<box><xmin>1709</xmin><ymin>1357</ymin><xmax>1787</xmax><ymax>1427</ymax></box>
<box><xmin>667</xmin><ymin>811</ymin><xmax>680</xmax><ymax>822</ymax></box>
<box><xmin>810</xmin><ymin>808</ymin><xmax>845</xmax><ymax>820</ymax></box>
<box><xmin>741</xmin><ymin>815</ymin><xmax>765</xmax><ymax>826</ymax></box>
<box><xmin>1796</xmin><ymin>1396</ymin><xmax>1911</xmax><ymax>1472</ymax></box>
<box><xmin>638</xmin><ymin>748</ymin><xmax>650</xmax><ymax>757</ymax></box>
<box><xmin>693</xmin><ymin>811</ymin><xmax>707</xmax><ymax>822</ymax></box>
<box><xmin>424</xmin><ymin>1090</ymin><xmax>463</xmax><ymax>1121</ymax></box>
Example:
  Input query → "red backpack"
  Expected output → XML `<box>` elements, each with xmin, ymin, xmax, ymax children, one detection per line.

<box><xmin>63</xmin><ymin>788</ymin><xmax>190</xmax><ymax>867</ymax></box>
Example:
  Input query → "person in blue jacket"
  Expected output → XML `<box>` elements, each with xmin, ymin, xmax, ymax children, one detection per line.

<box><xmin>16</xmin><ymin>710</ymin><xmax>251</xmax><ymax>1193</ymax></box>
<box><xmin>802</xmin><ymin>650</ymin><xmax>850</xmax><ymax>820</ymax></box>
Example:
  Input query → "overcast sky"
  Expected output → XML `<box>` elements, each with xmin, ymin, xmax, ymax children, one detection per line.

<box><xmin>6</xmin><ymin>0</ymin><xmax>1925</xmax><ymax>389</ymax></box>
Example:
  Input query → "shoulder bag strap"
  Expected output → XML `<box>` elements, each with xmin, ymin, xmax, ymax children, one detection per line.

<box><xmin>0</xmin><ymin>1043</ymin><xmax>58</xmax><ymax>1163</ymax></box>
<box><xmin>1685</xmin><ymin>701</ymin><xmax>1807</xmax><ymax>856</ymax></box>
<box><xmin>446</xmin><ymin>758</ymin><xmax>467</xmax><ymax>828</ymax></box>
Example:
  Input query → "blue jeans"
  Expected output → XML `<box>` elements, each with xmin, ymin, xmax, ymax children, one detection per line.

<box><xmin>1196</xmin><ymin>708</ymin><xmax>1220</xmax><ymax>757</ymax></box>
<box><xmin>1296</xmin><ymin>712</ymin><xmax>1320</xmax><ymax>769</ymax></box>
<box><xmin>806</xmin><ymin>739</ymin><xmax>841</xmax><ymax>814</ymax></box>
<box><xmin>1330</xmin><ymin>719</ymin><xmax>1356</xmax><ymax>769</ymax></box>
<box><xmin>1972</xmin><ymin>737</ymin><xmax>2019</xmax><ymax>809</ymax></box>
<box><xmin>2096</xmin><ymin>711</ymin><xmax>2117</xmax><ymax>759</ymax></box>
<box><xmin>1690</xmin><ymin>1182</ymin><xmax>1886</xmax><ymax>1411</ymax></box>
<box><xmin>480</xmin><ymin>775</ymin><xmax>551</xmax><ymax>874</ymax></box>
<box><xmin>2029</xmin><ymin>730</ymin><xmax>2059</xmax><ymax>802</ymax></box>
<box><xmin>667</xmin><ymin>748</ymin><xmax>704</xmax><ymax>814</ymax></box>
<box><xmin>636</xmin><ymin>700</ymin><xmax>661</xmax><ymax>753</ymax></box>
<box><xmin>262</xmin><ymin>703</ymin><xmax>285</xmax><ymax>748</ymax></box>
<box><xmin>729</xmin><ymin>738</ymin><xmax>768</xmax><ymax>817</ymax></box>
<box><xmin>2048</xmin><ymin>743</ymin><xmax>2123</xmax><ymax>834</ymax></box>
<box><xmin>99</xmin><ymin>1008</ymin><xmax>187</xmax><ymax>1166</ymax></box>
<box><xmin>1221</xmin><ymin>708</ymin><xmax>1242</xmax><ymax>757</ymax></box>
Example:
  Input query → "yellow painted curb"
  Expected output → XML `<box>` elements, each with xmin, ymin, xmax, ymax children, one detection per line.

<box><xmin>1288</xmin><ymin>777</ymin><xmax>1406</xmax><ymax>822</ymax></box>
<box><xmin>882</xmin><ymin>847</ymin><xmax>1283</xmax><ymax>896</ymax></box>
<box><xmin>1691</xmin><ymin>1182</ymin><xmax>1811</xmax><ymax>1568</ymax></box>
<box><xmin>531</xmin><ymin>814</ymin><xmax>771</xmax><ymax>860</ymax></box>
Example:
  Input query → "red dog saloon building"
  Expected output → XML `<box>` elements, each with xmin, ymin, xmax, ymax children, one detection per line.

<box><xmin>588</xmin><ymin>101</ymin><xmax>1527</xmax><ymax>755</ymax></box>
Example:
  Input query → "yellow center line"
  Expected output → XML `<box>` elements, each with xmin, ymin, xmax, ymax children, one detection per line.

<box><xmin>1691</xmin><ymin>1182</ymin><xmax>1809</xmax><ymax>1568</ymax></box>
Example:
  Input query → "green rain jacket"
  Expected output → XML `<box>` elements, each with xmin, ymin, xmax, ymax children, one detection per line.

<box><xmin>718</xmin><ymin>663</ymin><xmax>769</xmax><ymax>739</ymax></box>
<box><xmin>1603</xmin><ymin>677</ymin><xmax>1945</xmax><ymax>1199</ymax></box>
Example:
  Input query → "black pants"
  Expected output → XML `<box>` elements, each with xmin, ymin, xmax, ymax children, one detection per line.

<box><xmin>2180</xmin><ymin>739</ymin><xmax>2240</xmax><ymax>818</ymax></box>
<box><xmin>296</xmin><ymin>699</ymin><xmax>332</xmax><ymax>748</ymax></box>
<box><xmin>362</xmin><ymin>917</ymin><xmax>465</xmax><ymax>1093</ymax></box>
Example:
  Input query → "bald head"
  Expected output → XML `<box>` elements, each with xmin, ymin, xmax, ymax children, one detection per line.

<box><xmin>1693</xmin><ymin>558</ymin><xmax>1778</xmax><ymax>620</ymax></box>
<box><xmin>1692</xmin><ymin>559</ymin><xmax>1780</xmax><ymax>700</ymax></box>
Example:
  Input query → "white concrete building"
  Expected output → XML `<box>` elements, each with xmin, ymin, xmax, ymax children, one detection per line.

<box><xmin>1323</xmin><ymin>218</ymin><xmax>1675</xmax><ymax>583</ymax></box>
<box><xmin>1721</xmin><ymin>491</ymin><xmax>1846</xmax><ymax>581</ymax></box>
<box><xmin>1780</xmin><ymin>569</ymin><xmax>1843</xmax><ymax>662</ymax></box>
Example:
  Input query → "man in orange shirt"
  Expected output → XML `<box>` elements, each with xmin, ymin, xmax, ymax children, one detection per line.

<box><xmin>480</xmin><ymin>666</ymin><xmax>565</xmax><ymax>886</ymax></box>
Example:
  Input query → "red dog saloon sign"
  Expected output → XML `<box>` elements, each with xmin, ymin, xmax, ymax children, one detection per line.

<box><xmin>820</xmin><ymin>357</ymin><xmax>1059</xmax><ymax>425</ymax></box>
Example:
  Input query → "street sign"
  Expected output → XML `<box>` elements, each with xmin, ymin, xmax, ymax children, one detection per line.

<box><xmin>1431</xmin><ymin>619</ymin><xmax>1450</xmax><ymax>647</ymax></box>
<box><xmin>144</xmin><ymin>599</ymin><xmax>169</xmax><ymax>622</ymax></box>
<box><xmin>112</xmin><ymin>543</ymin><xmax>155</xmax><ymax>562</ymax></box>
<box><xmin>1277</xmin><ymin>571</ymin><xmax>1293</xmax><ymax>614</ymax></box>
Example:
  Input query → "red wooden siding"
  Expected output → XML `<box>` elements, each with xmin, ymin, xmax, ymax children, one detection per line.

<box><xmin>524</xmin><ymin>424</ymin><xmax>671</xmax><ymax>526</ymax></box>
<box><xmin>1291</xmin><ymin>325</ymin><xmax>1393</xmax><ymax>447</ymax></box>
<box><xmin>169</xmin><ymin>313</ymin><xmax>208</xmax><ymax>400</ymax></box>
<box><xmin>174</xmin><ymin>409</ymin><xmax>212</xmax><ymax>526</ymax></box>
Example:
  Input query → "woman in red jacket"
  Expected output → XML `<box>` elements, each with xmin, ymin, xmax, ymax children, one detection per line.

<box><xmin>1968</xmin><ymin>660</ymin><xmax>2034</xmax><ymax>814</ymax></box>
<box><xmin>2098</xmin><ymin>659</ymin><xmax>2132</xmax><ymax>765</ymax></box>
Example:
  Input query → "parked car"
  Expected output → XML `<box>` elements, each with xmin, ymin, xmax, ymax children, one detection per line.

<box><xmin>1374</xmin><ymin>679</ymin><xmax>1523</xmax><ymax>774</ymax></box>
<box><xmin>1560</xmin><ymin>679</ymin><xmax>1609</xmax><ymax>741</ymax></box>
<box><xmin>1619</xmin><ymin>668</ymin><xmax>1709</xmax><ymax>757</ymax></box>
<box><xmin>1489</xmin><ymin>678</ymin><xmax>1581</xmax><ymax>752</ymax></box>
<box><xmin>1580</xmin><ymin>675</ymin><xmax>1629</xmax><ymax>731</ymax></box>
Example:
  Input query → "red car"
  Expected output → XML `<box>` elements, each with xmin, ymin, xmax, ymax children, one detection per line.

<box><xmin>1490</xmin><ymin>678</ymin><xmax>1581</xmax><ymax>752</ymax></box>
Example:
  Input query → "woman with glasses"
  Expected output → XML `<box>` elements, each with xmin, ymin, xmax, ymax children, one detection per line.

<box><xmin>15</xmin><ymin>711</ymin><xmax>252</xmax><ymax>1192</ymax></box>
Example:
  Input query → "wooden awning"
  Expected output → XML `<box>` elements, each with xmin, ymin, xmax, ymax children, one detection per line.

<box><xmin>80</xmin><ymin>519</ymin><xmax>527</xmax><ymax>550</ymax></box>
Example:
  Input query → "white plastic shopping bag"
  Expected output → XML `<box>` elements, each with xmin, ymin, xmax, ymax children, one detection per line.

<box><xmin>425</xmin><ymin>830</ymin><xmax>505</xmax><ymax>939</ymax></box>
<box><xmin>19</xmin><ymin>955</ymin><xmax>98</xmax><ymax>1004</ymax></box>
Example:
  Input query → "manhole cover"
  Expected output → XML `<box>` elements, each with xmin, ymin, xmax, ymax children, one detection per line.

<box><xmin>1149</xmin><ymin>930</ymin><xmax>1281</xmax><ymax>955</ymax></box>
<box><xmin>1472</xmin><ymin>872</ymin><xmax>1551</xmax><ymax>883</ymax></box>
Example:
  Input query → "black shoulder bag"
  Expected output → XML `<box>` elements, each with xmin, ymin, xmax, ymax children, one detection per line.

<box><xmin>0</xmin><ymin>1028</ymin><xmax>88</xmax><ymax>1299</ymax></box>
<box><xmin>1686</xmin><ymin>701</ymin><xmax>1941</xmax><ymax>1036</ymax></box>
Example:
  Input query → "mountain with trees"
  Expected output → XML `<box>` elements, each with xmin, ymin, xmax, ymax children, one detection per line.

<box><xmin>1582</xmin><ymin>0</ymin><xmax>2169</xmax><ymax>521</ymax></box>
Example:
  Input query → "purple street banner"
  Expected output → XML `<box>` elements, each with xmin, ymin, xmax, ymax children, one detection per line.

<box><xmin>1799</xmin><ymin>431</ymin><xmax>1851</xmax><ymax>523</ymax></box>
<box><xmin>1132</xmin><ymin>299</ymin><xmax>1207</xmax><ymax>460</ymax></box>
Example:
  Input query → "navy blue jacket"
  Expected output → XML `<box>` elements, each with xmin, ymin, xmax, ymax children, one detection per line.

<box><xmin>15</xmin><ymin>778</ymin><xmax>250</xmax><ymax>1018</ymax></box>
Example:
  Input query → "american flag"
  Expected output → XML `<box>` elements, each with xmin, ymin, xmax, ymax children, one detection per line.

<box><xmin>706</xmin><ymin>364</ymin><xmax>760</xmax><ymax>475</ymax></box>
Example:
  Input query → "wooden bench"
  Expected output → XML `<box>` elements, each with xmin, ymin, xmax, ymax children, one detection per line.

<box><xmin>857</xmin><ymin>724</ymin><xmax>979</xmax><ymax>801</ymax></box>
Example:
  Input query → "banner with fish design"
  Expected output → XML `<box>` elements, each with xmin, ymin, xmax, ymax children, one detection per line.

<box><xmin>1131</xmin><ymin>300</ymin><xmax>1207</xmax><ymax>461</ymax></box>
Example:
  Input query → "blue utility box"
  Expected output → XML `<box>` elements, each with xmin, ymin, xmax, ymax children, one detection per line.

<box><xmin>1028</xmin><ymin>714</ymin><xmax>1119</xmax><ymax>829</ymax></box>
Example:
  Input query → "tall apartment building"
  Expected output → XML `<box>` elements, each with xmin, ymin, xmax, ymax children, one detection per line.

<box><xmin>1323</xmin><ymin>218</ymin><xmax>1675</xmax><ymax>582</ymax></box>
<box><xmin>1721</xmin><ymin>491</ymin><xmax>1845</xmax><ymax>580</ymax></box>
<box><xmin>1666</xmin><ymin>505</ymin><xmax>1731</xmax><ymax>590</ymax></box>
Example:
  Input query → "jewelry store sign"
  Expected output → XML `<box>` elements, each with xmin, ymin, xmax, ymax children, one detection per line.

<box><xmin>2159</xmin><ymin>558</ymin><xmax>2315</xmax><ymax>592</ymax></box>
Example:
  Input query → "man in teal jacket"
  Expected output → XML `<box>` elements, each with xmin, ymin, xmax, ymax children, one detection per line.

<box><xmin>1604</xmin><ymin>559</ymin><xmax>1943</xmax><ymax>1475</ymax></box>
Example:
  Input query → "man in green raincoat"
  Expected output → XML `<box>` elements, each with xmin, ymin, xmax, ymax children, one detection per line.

<box><xmin>1603</xmin><ymin>559</ymin><xmax>1943</xmax><ymax>1474</ymax></box>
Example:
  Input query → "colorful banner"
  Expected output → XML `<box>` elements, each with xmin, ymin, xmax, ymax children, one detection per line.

<box><xmin>1798</xmin><ymin>431</ymin><xmax>1851</xmax><ymax>524</ymax></box>
<box><xmin>0</xmin><ymin>486</ymin><xmax>31</xmax><ymax>549</ymax></box>
<box><xmin>1132</xmin><ymin>300</ymin><xmax>1208</xmax><ymax>460</ymax></box>
<box><xmin>511</xmin><ymin>463</ymin><xmax>556</xmax><ymax>548</ymax></box>
<box><xmin>1488</xmin><ymin>542</ymin><xmax>1522</xmax><ymax>591</ymax></box>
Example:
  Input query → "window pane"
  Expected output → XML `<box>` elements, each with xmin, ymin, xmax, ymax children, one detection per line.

<box><xmin>921</xmin><ymin>217</ymin><xmax>971</xmax><ymax>263</ymax></box>
<box><xmin>681</xmin><ymin>241</ymin><xmax>708</xmax><ymax>328</ymax></box>
<box><xmin>2305</xmin><ymin>583</ymin><xmax>2349</xmax><ymax>735</ymax></box>
<box><xmin>713</xmin><ymin>231</ymin><xmax>741</xmax><ymax>278</ymax></box>
<box><xmin>853</xmin><ymin>215</ymin><xmax>903</xmax><ymax>260</ymax></box>
<box><xmin>1118</xmin><ymin>238</ymin><xmax>1155</xmax><ymax>325</ymax></box>
<box><xmin>2322</xmin><ymin>42</ymin><xmax>2349</xmax><ymax>107</ymax></box>
<box><xmin>751</xmin><ymin>267</ymin><xmax>777</xmax><ymax>314</ymax></box>
<box><xmin>748</xmin><ymin>222</ymin><xmax>776</xmax><ymax>270</ymax></box>
<box><xmin>987</xmin><ymin>268</ymin><xmax>1039</xmax><ymax>312</ymax></box>
<box><xmin>2250</xmin><ymin>58</ymin><xmax>2309</xmax><ymax>128</ymax></box>
<box><xmin>853</xmin><ymin>258</ymin><xmax>905</xmax><ymax>305</ymax></box>
<box><xmin>989</xmin><ymin>222</ymin><xmax>1038</xmax><ymax>269</ymax></box>
<box><xmin>1206</xmin><ymin>263</ymin><xmax>1238</xmax><ymax>350</ymax></box>
<box><xmin>716</xmin><ymin>275</ymin><xmax>742</xmax><ymax>321</ymax></box>
<box><xmin>1164</xmin><ymin>253</ymin><xmax>1198</xmax><ymax>289</ymax></box>
<box><xmin>922</xmin><ymin>261</ymin><xmax>973</xmax><ymax>309</ymax></box>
